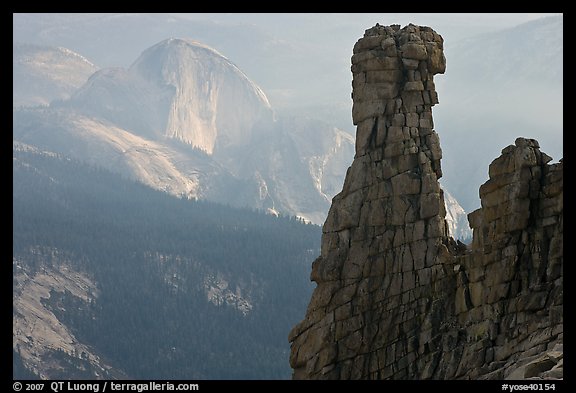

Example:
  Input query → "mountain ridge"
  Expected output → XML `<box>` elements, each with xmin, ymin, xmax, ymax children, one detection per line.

<box><xmin>14</xmin><ymin>37</ymin><xmax>357</xmax><ymax>224</ymax></box>
<box><xmin>13</xmin><ymin>43</ymin><xmax>98</xmax><ymax>107</ymax></box>
<box><xmin>14</xmin><ymin>36</ymin><xmax>470</xmax><ymax>230</ymax></box>
<box><xmin>13</xmin><ymin>143</ymin><xmax>320</xmax><ymax>379</ymax></box>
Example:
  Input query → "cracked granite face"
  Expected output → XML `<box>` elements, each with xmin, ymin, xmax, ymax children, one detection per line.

<box><xmin>289</xmin><ymin>24</ymin><xmax>563</xmax><ymax>380</ymax></box>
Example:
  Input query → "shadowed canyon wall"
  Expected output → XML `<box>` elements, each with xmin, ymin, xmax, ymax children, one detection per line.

<box><xmin>288</xmin><ymin>23</ymin><xmax>563</xmax><ymax>380</ymax></box>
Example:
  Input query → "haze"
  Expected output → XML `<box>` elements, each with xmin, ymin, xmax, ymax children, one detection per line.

<box><xmin>13</xmin><ymin>13</ymin><xmax>563</xmax><ymax>211</ymax></box>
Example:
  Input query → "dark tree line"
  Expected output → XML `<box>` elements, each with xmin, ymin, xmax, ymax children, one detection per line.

<box><xmin>13</xmin><ymin>148</ymin><xmax>320</xmax><ymax>379</ymax></box>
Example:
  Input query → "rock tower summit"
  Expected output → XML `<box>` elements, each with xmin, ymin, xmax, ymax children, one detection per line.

<box><xmin>288</xmin><ymin>24</ymin><xmax>562</xmax><ymax>380</ymax></box>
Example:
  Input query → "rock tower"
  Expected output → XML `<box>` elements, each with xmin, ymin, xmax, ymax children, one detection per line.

<box><xmin>288</xmin><ymin>24</ymin><xmax>563</xmax><ymax>380</ymax></box>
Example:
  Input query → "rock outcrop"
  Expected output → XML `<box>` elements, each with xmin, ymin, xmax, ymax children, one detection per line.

<box><xmin>462</xmin><ymin>138</ymin><xmax>563</xmax><ymax>380</ymax></box>
<box><xmin>288</xmin><ymin>23</ymin><xmax>563</xmax><ymax>380</ymax></box>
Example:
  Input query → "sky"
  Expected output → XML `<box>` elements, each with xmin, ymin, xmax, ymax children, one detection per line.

<box><xmin>173</xmin><ymin>13</ymin><xmax>561</xmax><ymax>51</ymax></box>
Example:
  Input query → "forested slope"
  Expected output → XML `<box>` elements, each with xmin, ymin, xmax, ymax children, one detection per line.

<box><xmin>13</xmin><ymin>145</ymin><xmax>320</xmax><ymax>379</ymax></box>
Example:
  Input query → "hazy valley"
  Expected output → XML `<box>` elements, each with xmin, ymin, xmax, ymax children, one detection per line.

<box><xmin>13</xmin><ymin>13</ymin><xmax>562</xmax><ymax>380</ymax></box>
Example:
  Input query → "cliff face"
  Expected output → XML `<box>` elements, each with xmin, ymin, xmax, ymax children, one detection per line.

<box><xmin>457</xmin><ymin>138</ymin><xmax>563</xmax><ymax>380</ymax></box>
<box><xmin>68</xmin><ymin>38</ymin><xmax>274</xmax><ymax>155</ymax></box>
<box><xmin>288</xmin><ymin>24</ymin><xmax>563</xmax><ymax>380</ymax></box>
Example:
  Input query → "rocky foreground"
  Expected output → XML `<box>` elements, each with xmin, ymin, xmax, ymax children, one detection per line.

<box><xmin>289</xmin><ymin>24</ymin><xmax>562</xmax><ymax>380</ymax></box>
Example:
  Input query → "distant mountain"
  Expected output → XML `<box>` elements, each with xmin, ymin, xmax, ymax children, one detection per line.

<box><xmin>11</xmin><ymin>13</ymin><xmax>347</xmax><ymax>127</ymax></box>
<box><xmin>67</xmin><ymin>38</ymin><xmax>273</xmax><ymax>155</ymax></box>
<box><xmin>444</xmin><ymin>16</ymin><xmax>562</xmax><ymax>89</ymax></box>
<box><xmin>13</xmin><ymin>43</ymin><xmax>97</xmax><ymax>107</ymax></box>
<box><xmin>13</xmin><ymin>14</ymin><xmax>562</xmax><ymax>216</ymax></box>
<box><xmin>13</xmin><ymin>142</ymin><xmax>320</xmax><ymax>379</ymax></box>
<box><xmin>443</xmin><ymin>189</ymin><xmax>472</xmax><ymax>242</ymax></box>
<box><xmin>14</xmin><ymin>38</ymin><xmax>354</xmax><ymax>224</ymax></box>
<box><xmin>436</xmin><ymin>15</ymin><xmax>563</xmax><ymax>212</ymax></box>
